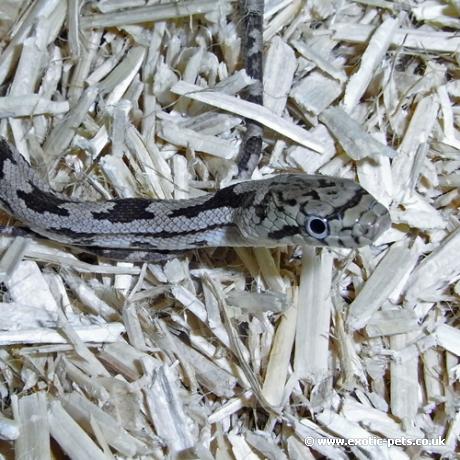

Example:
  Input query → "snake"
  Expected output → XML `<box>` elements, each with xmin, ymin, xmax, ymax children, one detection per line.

<box><xmin>0</xmin><ymin>139</ymin><xmax>390</xmax><ymax>261</ymax></box>
<box><xmin>0</xmin><ymin>2</ymin><xmax>391</xmax><ymax>261</ymax></box>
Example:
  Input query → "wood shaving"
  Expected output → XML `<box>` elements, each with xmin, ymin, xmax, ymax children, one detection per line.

<box><xmin>0</xmin><ymin>0</ymin><xmax>459</xmax><ymax>458</ymax></box>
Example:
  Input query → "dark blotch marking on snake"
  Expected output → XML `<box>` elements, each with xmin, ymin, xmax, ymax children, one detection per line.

<box><xmin>267</xmin><ymin>225</ymin><xmax>299</xmax><ymax>240</ymax></box>
<box><xmin>189</xmin><ymin>239</ymin><xmax>209</xmax><ymax>247</ymax></box>
<box><xmin>82</xmin><ymin>246</ymin><xmax>191</xmax><ymax>262</ymax></box>
<box><xmin>317</xmin><ymin>178</ymin><xmax>336</xmax><ymax>188</ymax></box>
<box><xmin>169</xmin><ymin>187</ymin><xmax>256</xmax><ymax>219</ymax></box>
<box><xmin>302</xmin><ymin>190</ymin><xmax>321</xmax><ymax>201</ymax></box>
<box><xmin>92</xmin><ymin>199</ymin><xmax>156</xmax><ymax>223</ymax></box>
<box><xmin>16</xmin><ymin>182</ymin><xmax>70</xmax><ymax>217</ymax></box>
<box><xmin>240</xmin><ymin>7</ymin><xmax>263</xmax><ymax>106</ymax></box>
<box><xmin>237</xmin><ymin>134</ymin><xmax>263</xmax><ymax>169</ymax></box>
<box><xmin>129</xmin><ymin>240</ymin><xmax>159</xmax><ymax>249</ymax></box>
<box><xmin>47</xmin><ymin>222</ymin><xmax>238</xmax><ymax>243</ymax></box>
<box><xmin>325</xmin><ymin>188</ymin><xmax>367</xmax><ymax>219</ymax></box>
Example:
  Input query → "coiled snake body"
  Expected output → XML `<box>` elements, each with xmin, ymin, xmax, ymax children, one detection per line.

<box><xmin>0</xmin><ymin>139</ymin><xmax>390</xmax><ymax>260</ymax></box>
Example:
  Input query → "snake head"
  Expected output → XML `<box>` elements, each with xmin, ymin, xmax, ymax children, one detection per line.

<box><xmin>236</xmin><ymin>174</ymin><xmax>391</xmax><ymax>249</ymax></box>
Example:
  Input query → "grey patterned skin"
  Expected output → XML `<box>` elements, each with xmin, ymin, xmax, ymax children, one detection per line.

<box><xmin>0</xmin><ymin>139</ymin><xmax>391</xmax><ymax>257</ymax></box>
<box><xmin>236</xmin><ymin>0</ymin><xmax>264</xmax><ymax>178</ymax></box>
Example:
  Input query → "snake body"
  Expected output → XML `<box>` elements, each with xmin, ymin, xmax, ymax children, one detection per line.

<box><xmin>237</xmin><ymin>0</ymin><xmax>265</xmax><ymax>178</ymax></box>
<box><xmin>0</xmin><ymin>139</ymin><xmax>390</xmax><ymax>260</ymax></box>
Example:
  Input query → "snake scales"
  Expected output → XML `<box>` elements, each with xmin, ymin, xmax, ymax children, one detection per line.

<box><xmin>0</xmin><ymin>3</ymin><xmax>391</xmax><ymax>261</ymax></box>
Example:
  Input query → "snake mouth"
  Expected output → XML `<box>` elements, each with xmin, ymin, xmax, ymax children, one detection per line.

<box><xmin>354</xmin><ymin>202</ymin><xmax>391</xmax><ymax>245</ymax></box>
<box><xmin>372</xmin><ymin>205</ymin><xmax>392</xmax><ymax>238</ymax></box>
<box><xmin>372</xmin><ymin>201</ymin><xmax>391</xmax><ymax>231</ymax></box>
<box><xmin>323</xmin><ymin>199</ymin><xmax>391</xmax><ymax>248</ymax></box>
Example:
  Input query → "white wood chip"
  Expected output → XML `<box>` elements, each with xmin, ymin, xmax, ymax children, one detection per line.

<box><xmin>100</xmin><ymin>154</ymin><xmax>138</xmax><ymax>198</ymax></box>
<box><xmin>14</xmin><ymin>393</ymin><xmax>50</xmax><ymax>459</ymax></box>
<box><xmin>343</xmin><ymin>16</ymin><xmax>400</xmax><ymax>112</ymax></box>
<box><xmin>126</xmin><ymin>125</ymin><xmax>174</xmax><ymax>199</ymax></box>
<box><xmin>11</xmin><ymin>37</ymin><xmax>47</xmax><ymax>96</ymax></box>
<box><xmin>62</xmin><ymin>392</ymin><xmax>150</xmax><ymax>456</ymax></box>
<box><xmin>6</xmin><ymin>260</ymin><xmax>59</xmax><ymax>312</ymax></box>
<box><xmin>391</xmin><ymin>95</ymin><xmax>440</xmax><ymax>201</ymax></box>
<box><xmin>167</xmin><ymin>333</ymin><xmax>238</xmax><ymax>398</ymax></box>
<box><xmin>43</xmin><ymin>86</ymin><xmax>99</xmax><ymax>159</ymax></box>
<box><xmin>286</xmin><ymin>125</ymin><xmax>336</xmax><ymax>173</ymax></box>
<box><xmin>0</xmin><ymin>95</ymin><xmax>68</xmax><ymax>118</ymax></box>
<box><xmin>365</xmin><ymin>308</ymin><xmax>420</xmax><ymax>337</ymax></box>
<box><xmin>341</xmin><ymin>397</ymin><xmax>424</xmax><ymax>439</ymax></box>
<box><xmin>316</xmin><ymin>410</ymin><xmax>408</xmax><ymax>460</ymax></box>
<box><xmin>99</xmin><ymin>46</ymin><xmax>146</xmax><ymax>105</ymax></box>
<box><xmin>0</xmin><ymin>323</ymin><xmax>125</xmax><ymax>346</ymax></box>
<box><xmin>434</xmin><ymin>324</ymin><xmax>460</xmax><ymax>357</ymax></box>
<box><xmin>422</xmin><ymin>348</ymin><xmax>444</xmax><ymax>403</ymax></box>
<box><xmin>0</xmin><ymin>0</ymin><xmax>63</xmax><ymax>85</ymax></box>
<box><xmin>0</xmin><ymin>411</ymin><xmax>19</xmax><ymax>441</ymax></box>
<box><xmin>347</xmin><ymin>243</ymin><xmax>419</xmax><ymax>330</ymax></box>
<box><xmin>171</xmin><ymin>81</ymin><xmax>324</xmax><ymax>153</ymax></box>
<box><xmin>262</xmin><ymin>303</ymin><xmax>296</xmax><ymax>406</ymax></box>
<box><xmin>144</xmin><ymin>365</ymin><xmax>196</xmax><ymax>452</ymax></box>
<box><xmin>320</xmin><ymin>107</ymin><xmax>397</xmax><ymax>160</ymax></box>
<box><xmin>405</xmin><ymin>227</ymin><xmax>460</xmax><ymax>304</ymax></box>
<box><xmin>227</xmin><ymin>291</ymin><xmax>288</xmax><ymax>313</ymax></box>
<box><xmin>291</xmin><ymin>39</ymin><xmax>347</xmax><ymax>83</ymax></box>
<box><xmin>99</xmin><ymin>341</ymin><xmax>161</xmax><ymax>380</ymax></box>
<box><xmin>0</xmin><ymin>302</ymin><xmax>58</xmax><ymax>329</ymax></box>
<box><xmin>412</xmin><ymin>1</ymin><xmax>460</xmax><ymax>28</ymax></box>
<box><xmin>0</xmin><ymin>237</ymin><xmax>28</xmax><ymax>282</ymax></box>
<box><xmin>335</xmin><ymin>312</ymin><xmax>368</xmax><ymax>388</ymax></box>
<box><xmin>253</xmin><ymin>248</ymin><xmax>286</xmax><ymax>293</ymax></box>
<box><xmin>284</xmin><ymin>414</ymin><xmax>349</xmax><ymax>459</ymax></box>
<box><xmin>264</xmin><ymin>36</ymin><xmax>297</xmax><ymax>115</ymax></box>
<box><xmin>390</xmin><ymin>332</ymin><xmax>420</xmax><ymax>424</ymax></box>
<box><xmin>48</xmin><ymin>400</ymin><xmax>107</xmax><ymax>460</ymax></box>
<box><xmin>171</xmin><ymin>284</ymin><xmax>232</xmax><ymax>349</ymax></box>
<box><xmin>158</xmin><ymin>120</ymin><xmax>239</xmax><ymax>159</ymax></box>
<box><xmin>291</xmin><ymin>72</ymin><xmax>342</xmax><ymax>116</ymax></box>
<box><xmin>357</xmin><ymin>154</ymin><xmax>393</xmax><ymax>208</ymax></box>
<box><xmin>228</xmin><ymin>432</ymin><xmax>259</xmax><ymax>460</ymax></box>
<box><xmin>295</xmin><ymin>247</ymin><xmax>333</xmax><ymax>381</ymax></box>
<box><xmin>81</xmin><ymin>0</ymin><xmax>231</xmax><ymax>28</ymax></box>
<box><xmin>391</xmin><ymin>192</ymin><xmax>446</xmax><ymax>230</ymax></box>
<box><xmin>0</xmin><ymin>1</ymin><xmax>458</xmax><ymax>458</ymax></box>
<box><xmin>287</xmin><ymin>436</ymin><xmax>317</xmax><ymax>460</ymax></box>
<box><xmin>333</xmin><ymin>22</ymin><xmax>460</xmax><ymax>52</ymax></box>
<box><xmin>246</xmin><ymin>430</ymin><xmax>289</xmax><ymax>460</ymax></box>
<box><xmin>62</xmin><ymin>270</ymin><xmax>119</xmax><ymax>319</ymax></box>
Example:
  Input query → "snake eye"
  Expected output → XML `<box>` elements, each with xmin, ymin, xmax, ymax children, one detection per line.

<box><xmin>305</xmin><ymin>216</ymin><xmax>329</xmax><ymax>239</ymax></box>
